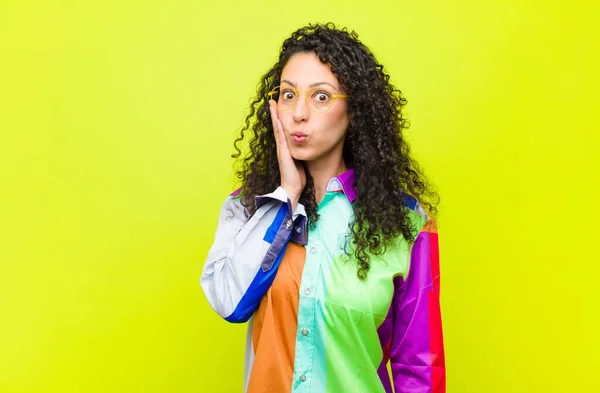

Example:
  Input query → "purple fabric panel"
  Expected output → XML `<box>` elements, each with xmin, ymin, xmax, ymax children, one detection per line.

<box><xmin>377</xmin><ymin>290</ymin><xmax>394</xmax><ymax>349</ymax></box>
<box><xmin>289</xmin><ymin>215</ymin><xmax>308</xmax><ymax>245</ymax></box>
<box><xmin>230</xmin><ymin>187</ymin><xmax>242</xmax><ymax>197</ymax></box>
<box><xmin>260</xmin><ymin>208</ymin><xmax>293</xmax><ymax>272</ymax></box>
<box><xmin>253</xmin><ymin>195</ymin><xmax>294</xmax><ymax>272</ymax></box>
<box><xmin>377</xmin><ymin>360</ymin><xmax>394</xmax><ymax>393</ymax></box>
<box><xmin>390</xmin><ymin>231</ymin><xmax>433</xmax><ymax>393</ymax></box>
<box><xmin>336</xmin><ymin>168</ymin><xmax>357</xmax><ymax>203</ymax></box>
<box><xmin>375</xmin><ymin>283</ymin><xmax>396</xmax><ymax>393</ymax></box>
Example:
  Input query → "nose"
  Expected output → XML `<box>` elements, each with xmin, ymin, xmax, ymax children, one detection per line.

<box><xmin>292</xmin><ymin>92</ymin><xmax>310</xmax><ymax>123</ymax></box>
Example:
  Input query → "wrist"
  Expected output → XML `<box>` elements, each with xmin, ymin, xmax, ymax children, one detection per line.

<box><xmin>281</xmin><ymin>186</ymin><xmax>301</xmax><ymax>209</ymax></box>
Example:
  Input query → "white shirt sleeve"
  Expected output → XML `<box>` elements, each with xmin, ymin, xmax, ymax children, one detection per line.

<box><xmin>200</xmin><ymin>186</ymin><xmax>307</xmax><ymax>323</ymax></box>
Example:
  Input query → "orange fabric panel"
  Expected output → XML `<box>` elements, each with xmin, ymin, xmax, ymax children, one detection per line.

<box><xmin>247</xmin><ymin>242</ymin><xmax>306</xmax><ymax>393</ymax></box>
<box><xmin>422</xmin><ymin>217</ymin><xmax>438</xmax><ymax>233</ymax></box>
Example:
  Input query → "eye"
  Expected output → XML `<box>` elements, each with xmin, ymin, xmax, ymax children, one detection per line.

<box><xmin>281</xmin><ymin>89</ymin><xmax>296</xmax><ymax>100</ymax></box>
<box><xmin>312</xmin><ymin>91</ymin><xmax>331</xmax><ymax>102</ymax></box>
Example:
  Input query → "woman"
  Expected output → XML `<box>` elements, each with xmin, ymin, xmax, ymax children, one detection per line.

<box><xmin>201</xmin><ymin>23</ymin><xmax>445</xmax><ymax>393</ymax></box>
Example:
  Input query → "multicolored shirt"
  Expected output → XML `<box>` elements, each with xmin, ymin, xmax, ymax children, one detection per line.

<box><xmin>201</xmin><ymin>168</ymin><xmax>445</xmax><ymax>392</ymax></box>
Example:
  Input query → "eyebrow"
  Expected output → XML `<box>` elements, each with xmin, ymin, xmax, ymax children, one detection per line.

<box><xmin>281</xmin><ymin>79</ymin><xmax>338</xmax><ymax>90</ymax></box>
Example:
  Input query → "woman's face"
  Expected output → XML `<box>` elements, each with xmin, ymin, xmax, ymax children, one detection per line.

<box><xmin>276</xmin><ymin>52</ymin><xmax>350</xmax><ymax>163</ymax></box>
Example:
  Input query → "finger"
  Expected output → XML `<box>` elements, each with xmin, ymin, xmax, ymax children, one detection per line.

<box><xmin>269</xmin><ymin>99</ymin><xmax>279</xmax><ymax>127</ymax></box>
<box><xmin>270</xmin><ymin>102</ymin><xmax>288</xmax><ymax>153</ymax></box>
<box><xmin>268</xmin><ymin>100</ymin><xmax>281</xmax><ymax>149</ymax></box>
<box><xmin>269</xmin><ymin>101</ymin><xmax>294</xmax><ymax>165</ymax></box>
<box><xmin>275</xmin><ymin>118</ymin><xmax>288</xmax><ymax>149</ymax></box>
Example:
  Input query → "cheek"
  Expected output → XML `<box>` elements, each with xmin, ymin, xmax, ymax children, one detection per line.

<box><xmin>321</xmin><ymin>108</ymin><xmax>349</xmax><ymax>138</ymax></box>
<box><xmin>278</xmin><ymin>112</ymin><xmax>295</xmax><ymax>131</ymax></box>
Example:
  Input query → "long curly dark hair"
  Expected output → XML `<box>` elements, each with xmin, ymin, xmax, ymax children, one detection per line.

<box><xmin>232</xmin><ymin>22</ymin><xmax>439</xmax><ymax>279</ymax></box>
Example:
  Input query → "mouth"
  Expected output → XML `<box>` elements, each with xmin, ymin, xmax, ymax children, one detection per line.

<box><xmin>291</xmin><ymin>131</ymin><xmax>308</xmax><ymax>144</ymax></box>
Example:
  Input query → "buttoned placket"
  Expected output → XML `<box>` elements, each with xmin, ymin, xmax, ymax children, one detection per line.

<box><xmin>291</xmin><ymin>190</ymin><xmax>345</xmax><ymax>392</ymax></box>
<box><xmin>291</xmin><ymin>239</ymin><xmax>321</xmax><ymax>392</ymax></box>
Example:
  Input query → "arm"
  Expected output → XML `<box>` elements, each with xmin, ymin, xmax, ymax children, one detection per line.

<box><xmin>200</xmin><ymin>186</ymin><xmax>307</xmax><ymax>323</ymax></box>
<box><xmin>390</xmin><ymin>217</ymin><xmax>446</xmax><ymax>392</ymax></box>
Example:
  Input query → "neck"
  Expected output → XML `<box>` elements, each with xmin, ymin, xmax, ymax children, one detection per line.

<box><xmin>305</xmin><ymin>155</ymin><xmax>348</xmax><ymax>205</ymax></box>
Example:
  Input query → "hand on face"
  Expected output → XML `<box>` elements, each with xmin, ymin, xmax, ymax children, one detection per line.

<box><xmin>269</xmin><ymin>99</ymin><xmax>306</xmax><ymax>209</ymax></box>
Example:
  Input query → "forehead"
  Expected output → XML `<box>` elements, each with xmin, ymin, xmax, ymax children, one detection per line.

<box><xmin>281</xmin><ymin>52</ymin><xmax>339</xmax><ymax>88</ymax></box>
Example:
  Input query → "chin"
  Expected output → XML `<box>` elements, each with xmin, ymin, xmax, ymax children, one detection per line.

<box><xmin>289</xmin><ymin>148</ymin><xmax>316</xmax><ymax>162</ymax></box>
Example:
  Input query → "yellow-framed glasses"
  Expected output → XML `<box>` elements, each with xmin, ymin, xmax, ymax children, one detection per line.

<box><xmin>267</xmin><ymin>85</ymin><xmax>350</xmax><ymax>113</ymax></box>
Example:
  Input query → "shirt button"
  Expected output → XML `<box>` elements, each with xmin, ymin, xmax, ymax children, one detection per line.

<box><xmin>304</xmin><ymin>288</ymin><xmax>311</xmax><ymax>295</ymax></box>
<box><xmin>285</xmin><ymin>219</ymin><xmax>293</xmax><ymax>228</ymax></box>
<box><xmin>299</xmin><ymin>374</ymin><xmax>307</xmax><ymax>382</ymax></box>
<box><xmin>301</xmin><ymin>328</ymin><xmax>309</xmax><ymax>336</ymax></box>
<box><xmin>309</xmin><ymin>247</ymin><xmax>316</xmax><ymax>254</ymax></box>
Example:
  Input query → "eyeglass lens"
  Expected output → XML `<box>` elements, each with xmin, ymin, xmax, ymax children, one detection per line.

<box><xmin>271</xmin><ymin>86</ymin><xmax>334</xmax><ymax>113</ymax></box>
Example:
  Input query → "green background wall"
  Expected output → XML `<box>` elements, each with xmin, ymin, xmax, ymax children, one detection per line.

<box><xmin>1</xmin><ymin>0</ymin><xmax>598</xmax><ymax>392</ymax></box>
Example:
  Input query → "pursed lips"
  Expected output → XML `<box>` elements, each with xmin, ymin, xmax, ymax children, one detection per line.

<box><xmin>290</xmin><ymin>131</ymin><xmax>308</xmax><ymax>143</ymax></box>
